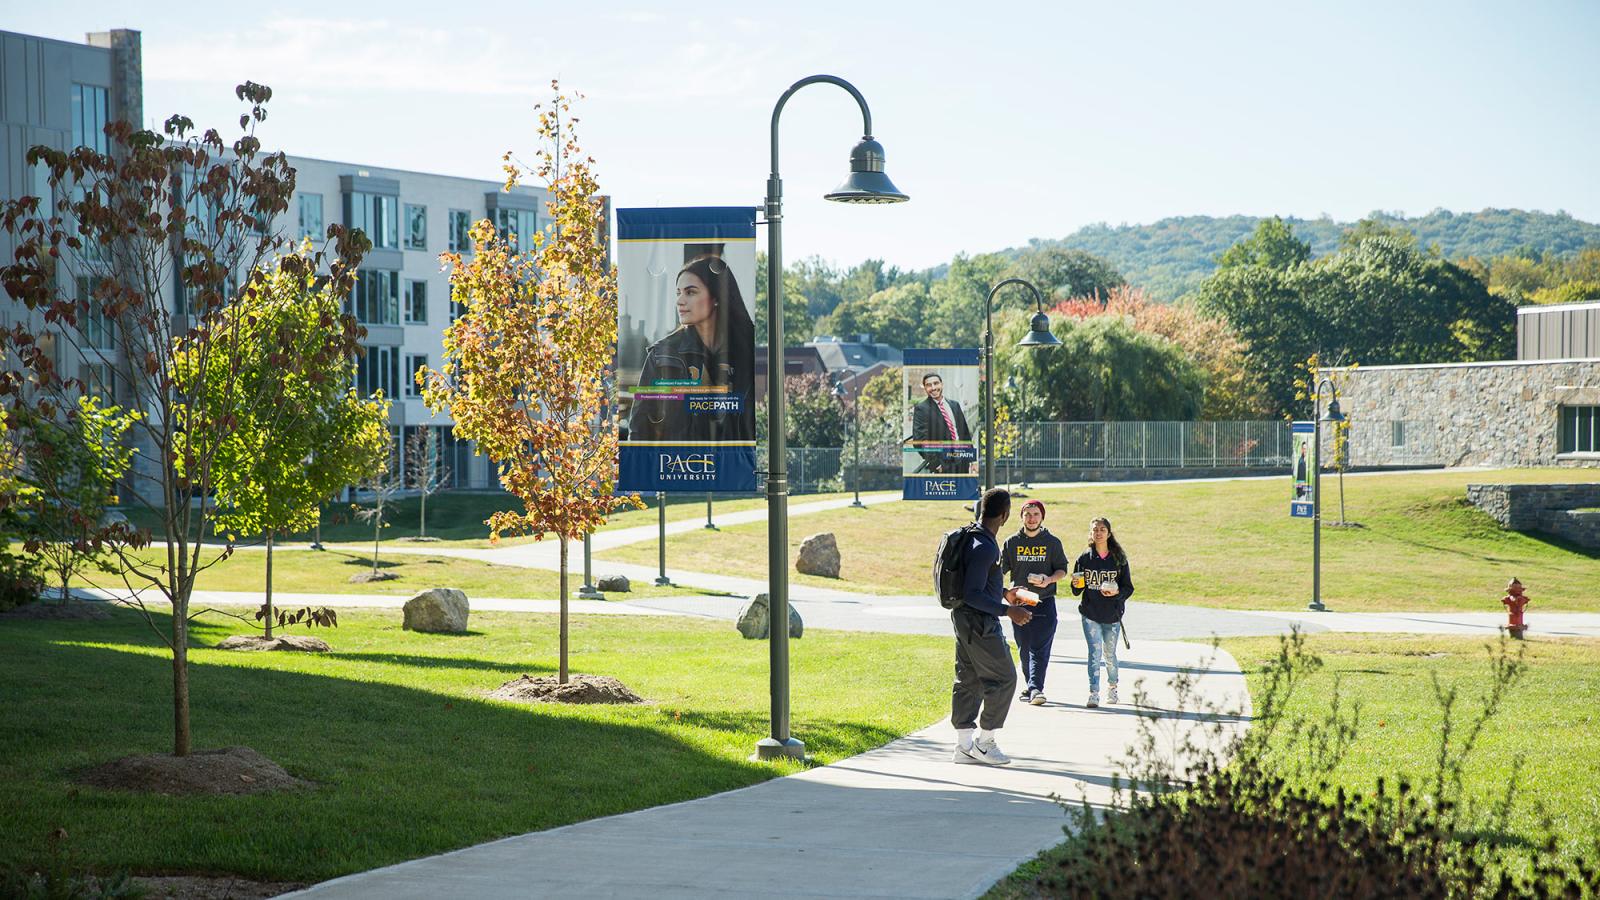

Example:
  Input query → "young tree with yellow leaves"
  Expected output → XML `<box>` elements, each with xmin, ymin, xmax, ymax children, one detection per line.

<box><xmin>422</xmin><ymin>85</ymin><xmax>637</xmax><ymax>683</ymax></box>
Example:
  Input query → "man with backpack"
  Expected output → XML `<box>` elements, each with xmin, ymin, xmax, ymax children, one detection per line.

<box><xmin>937</xmin><ymin>487</ymin><xmax>1032</xmax><ymax>765</ymax></box>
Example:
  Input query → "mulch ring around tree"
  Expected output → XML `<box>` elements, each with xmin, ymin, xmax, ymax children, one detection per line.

<box><xmin>74</xmin><ymin>747</ymin><xmax>314</xmax><ymax>796</ymax></box>
<box><xmin>214</xmin><ymin>634</ymin><xmax>332</xmax><ymax>652</ymax></box>
<box><xmin>488</xmin><ymin>674</ymin><xmax>645</xmax><ymax>705</ymax></box>
<box><xmin>131</xmin><ymin>875</ymin><xmax>310</xmax><ymax>899</ymax></box>
<box><xmin>0</xmin><ymin>599</ymin><xmax>114</xmax><ymax>621</ymax></box>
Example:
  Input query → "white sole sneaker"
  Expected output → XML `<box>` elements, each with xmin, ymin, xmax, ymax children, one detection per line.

<box><xmin>1029</xmin><ymin>692</ymin><xmax>1047</xmax><ymax>706</ymax></box>
<box><xmin>1107</xmin><ymin>687</ymin><xmax>1119</xmax><ymax>704</ymax></box>
<box><xmin>968</xmin><ymin>741</ymin><xmax>1012</xmax><ymax>765</ymax></box>
<box><xmin>1086</xmin><ymin>694</ymin><xmax>1099</xmax><ymax>708</ymax></box>
<box><xmin>953</xmin><ymin>746</ymin><xmax>980</xmax><ymax>764</ymax></box>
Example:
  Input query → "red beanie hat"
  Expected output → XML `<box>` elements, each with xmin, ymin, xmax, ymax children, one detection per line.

<box><xmin>1020</xmin><ymin>499</ymin><xmax>1045</xmax><ymax>519</ymax></box>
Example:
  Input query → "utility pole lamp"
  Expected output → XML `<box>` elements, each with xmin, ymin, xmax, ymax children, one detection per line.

<box><xmin>757</xmin><ymin>74</ymin><xmax>907</xmax><ymax>762</ymax></box>
<box><xmin>1309</xmin><ymin>378</ymin><xmax>1344</xmax><ymax>613</ymax></box>
<box><xmin>705</xmin><ymin>493</ymin><xmax>717</xmax><ymax>530</ymax></box>
<box><xmin>578</xmin><ymin>531</ymin><xmax>604</xmax><ymax>600</ymax></box>
<box><xmin>983</xmin><ymin>279</ymin><xmax>1061</xmax><ymax>491</ymax></box>
<box><xmin>654</xmin><ymin>492</ymin><xmax>672</xmax><ymax>587</ymax></box>
<box><xmin>833</xmin><ymin>377</ymin><xmax>866</xmax><ymax>509</ymax></box>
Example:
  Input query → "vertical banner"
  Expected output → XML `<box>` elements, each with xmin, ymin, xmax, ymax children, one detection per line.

<box><xmin>903</xmin><ymin>349</ymin><xmax>980</xmax><ymax>501</ymax></box>
<box><xmin>1290</xmin><ymin>420</ymin><xmax>1315</xmax><ymax>518</ymax></box>
<box><xmin>616</xmin><ymin>207</ymin><xmax>758</xmax><ymax>493</ymax></box>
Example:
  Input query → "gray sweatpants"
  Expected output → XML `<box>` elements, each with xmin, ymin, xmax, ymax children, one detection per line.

<box><xmin>951</xmin><ymin>607</ymin><xmax>1018</xmax><ymax>731</ymax></box>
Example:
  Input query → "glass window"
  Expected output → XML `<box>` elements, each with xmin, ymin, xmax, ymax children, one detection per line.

<box><xmin>448</xmin><ymin>209</ymin><xmax>472</xmax><ymax>253</ymax></box>
<box><xmin>1560</xmin><ymin>405</ymin><xmax>1598</xmax><ymax>454</ymax></box>
<box><xmin>493</xmin><ymin>208</ymin><xmax>539</xmax><ymax>254</ymax></box>
<box><xmin>405</xmin><ymin>204</ymin><xmax>427</xmax><ymax>250</ymax></box>
<box><xmin>299</xmin><ymin>194</ymin><xmax>323</xmax><ymax>241</ymax></box>
<box><xmin>82</xmin><ymin>362</ymin><xmax>115</xmax><ymax>401</ymax></box>
<box><xmin>71</xmin><ymin>84</ymin><xmax>109</xmax><ymax>155</ymax></box>
<box><xmin>405</xmin><ymin>280</ymin><xmax>428</xmax><ymax>324</ymax></box>
<box><xmin>348</xmin><ymin>192</ymin><xmax>399</xmax><ymax>249</ymax></box>
<box><xmin>450</xmin><ymin>295</ymin><xmax>468</xmax><ymax>323</ymax></box>
<box><xmin>405</xmin><ymin>354</ymin><xmax>428</xmax><ymax>398</ymax></box>
<box><xmin>356</xmin><ymin>345</ymin><xmax>402</xmax><ymax>399</ymax></box>
<box><xmin>350</xmin><ymin>271</ymin><xmax>401</xmax><ymax>325</ymax></box>
<box><xmin>1390</xmin><ymin>421</ymin><xmax>1406</xmax><ymax>448</ymax></box>
<box><xmin>76</xmin><ymin>276</ymin><xmax>116</xmax><ymax>351</ymax></box>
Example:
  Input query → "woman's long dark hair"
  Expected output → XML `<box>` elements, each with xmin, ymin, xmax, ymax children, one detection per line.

<box><xmin>1087</xmin><ymin>516</ymin><xmax>1128</xmax><ymax>566</ymax></box>
<box><xmin>679</xmin><ymin>256</ymin><xmax>754</xmax><ymax>396</ymax></box>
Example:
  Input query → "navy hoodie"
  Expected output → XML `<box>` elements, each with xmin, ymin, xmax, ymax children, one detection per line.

<box><xmin>1071</xmin><ymin>548</ymin><xmax>1133</xmax><ymax>624</ymax></box>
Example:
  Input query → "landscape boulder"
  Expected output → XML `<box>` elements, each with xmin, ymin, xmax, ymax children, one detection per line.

<box><xmin>735</xmin><ymin>593</ymin><xmax>803</xmax><ymax>640</ymax></box>
<box><xmin>795</xmin><ymin>532</ymin><xmax>841</xmax><ymax>578</ymax></box>
<box><xmin>597</xmin><ymin>575</ymin><xmax>631</xmax><ymax>593</ymax></box>
<box><xmin>216</xmin><ymin>635</ymin><xmax>331</xmax><ymax>652</ymax></box>
<box><xmin>403</xmin><ymin>588</ymin><xmax>469</xmax><ymax>633</ymax></box>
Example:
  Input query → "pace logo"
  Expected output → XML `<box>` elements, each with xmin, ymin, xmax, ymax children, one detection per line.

<box><xmin>927</xmin><ymin>480</ymin><xmax>957</xmax><ymax>494</ymax></box>
<box><xmin>659</xmin><ymin>452</ymin><xmax>717</xmax><ymax>481</ymax></box>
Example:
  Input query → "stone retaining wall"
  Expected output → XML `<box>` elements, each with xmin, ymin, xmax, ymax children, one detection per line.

<box><xmin>1467</xmin><ymin>483</ymin><xmax>1600</xmax><ymax>549</ymax></box>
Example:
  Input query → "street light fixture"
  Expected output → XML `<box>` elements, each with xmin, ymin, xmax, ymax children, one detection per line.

<box><xmin>833</xmin><ymin>377</ymin><xmax>866</xmax><ymax>509</ymax></box>
<box><xmin>758</xmin><ymin>75</ymin><xmax>907</xmax><ymax>762</ymax></box>
<box><xmin>1309</xmin><ymin>378</ymin><xmax>1344</xmax><ymax>612</ymax></box>
<box><xmin>983</xmin><ymin>279</ymin><xmax>1060</xmax><ymax>491</ymax></box>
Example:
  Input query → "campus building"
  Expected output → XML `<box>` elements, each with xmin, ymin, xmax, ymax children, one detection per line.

<box><xmin>0</xmin><ymin>26</ymin><xmax>573</xmax><ymax>495</ymax></box>
<box><xmin>1330</xmin><ymin>300</ymin><xmax>1600</xmax><ymax>468</ymax></box>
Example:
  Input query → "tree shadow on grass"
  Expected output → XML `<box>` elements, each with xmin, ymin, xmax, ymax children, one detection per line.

<box><xmin>326</xmin><ymin>652</ymin><xmax>543</xmax><ymax>674</ymax></box>
<box><xmin>0</xmin><ymin>611</ymin><xmax>780</xmax><ymax>884</ymax></box>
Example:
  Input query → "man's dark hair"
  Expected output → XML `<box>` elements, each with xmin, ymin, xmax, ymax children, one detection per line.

<box><xmin>977</xmin><ymin>487</ymin><xmax>1010</xmax><ymax>522</ymax></box>
<box><xmin>922</xmin><ymin>372</ymin><xmax>942</xmax><ymax>386</ymax></box>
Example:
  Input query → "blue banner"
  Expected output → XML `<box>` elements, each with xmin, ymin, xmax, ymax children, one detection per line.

<box><xmin>616</xmin><ymin>207</ymin><xmax>759</xmax><ymax>493</ymax></box>
<box><xmin>903</xmin><ymin>348</ymin><xmax>981</xmax><ymax>501</ymax></box>
<box><xmin>1290</xmin><ymin>421</ymin><xmax>1315</xmax><ymax>518</ymax></box>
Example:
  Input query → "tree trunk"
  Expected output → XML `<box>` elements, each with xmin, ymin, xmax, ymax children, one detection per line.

<box><xmin>172</xmin><ymin>608</ymin><xmax>191</xmax><ymax>756</ymax></box>
<box><xmin>264</xmin><ymin>530</ymin><xmax>274</xmax><ymax>639</ymax></box>
<box><xmin>372</xmin><ymin>508</ymin><xmax>381</xmax><ymax>576</ymax></box>
<box><xmin>559</xmin><ymin>535</ymin><xmax>569</xmax><ymax>684</ymax></box>
<box><xmin>419</xmin><ymin>491</ymin><xmax>426</xmax><ymax>539</ymax></box>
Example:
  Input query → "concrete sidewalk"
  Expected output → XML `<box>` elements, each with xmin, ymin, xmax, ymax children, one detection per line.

<box><xmin>284</xmin><ymin>638</ymin><xmax>1249</xmax><ymax>900</ymax></box>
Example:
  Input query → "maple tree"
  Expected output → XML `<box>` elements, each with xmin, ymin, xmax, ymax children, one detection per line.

<box><xmin>422</xmin><ymin>84</ymin><xmax>637</xmax><ymax>682</ymax></box>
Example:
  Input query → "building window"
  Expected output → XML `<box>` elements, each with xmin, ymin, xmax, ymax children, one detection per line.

<box><xmin>405</xmin><ymin>280</ymin><xmax>428</xmax><ymax>324</ymax></box>
<box><xmin>1390</xmin><ymin>421</ymin><xmax>1406</xmax><ymax>448</ymax></box>
<box><xmin>71</xmin><ymin>84</ymin><xmax>109</xmax><ymax>155</ymax></box>
<box><xmin>448</xmin><ymin>210</ymin><xmax>472</xmax><ymax>253</ymax></box>
<box><xmin>1560</xmin><ymin>405</ymin><xmax>1598</xmax><ymax>454</ymax></box>
<box><xmin>405</xmin><ymin>354</ymin><xmax>428</xmax><ymax>398</ymax></box>
<box><xmin>356</xmin><ymin>345</ymin><xmax>401</xmax><ymax>399</ymax></box>
<box><xmin>493</xmin><ymin>208</ymin><xmax>539</xmax><ymax>254</ymax></box>
<box><xmin>299</xmin><ymin>194</ymin><xmax>324</xmax><ymax>240</ymax></box>
<box><xmin>450</xmin><ymin>295</ymin><xmax>468</xmax><ymax>323</ymax></box>
<box><xmin>348</xmin><ymin>192</ymin><xmax>399</xmax><ymax>249</ymax></box>
<box><xmin>82</xmin><ymin>362</ymin><xmax>115</xmax><ymax>401</ymax></box>
<box><xmin>405</xmin><ymin>204</ymin><xmax>427</xmax><ymax>250</ymax></box>
<box><xmin>76</xmin><ymin>276</ymin><xmax>116</xmax><ymax>351</ymax></box>
<box><xmin>350</xmin><ymin>271</ymin><xmax>400</xmax><ymax>325</ymax></box>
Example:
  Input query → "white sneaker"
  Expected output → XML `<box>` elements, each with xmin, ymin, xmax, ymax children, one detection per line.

<box><xmin>953</xmin><ymin>744</ymin><xmax>978</xmax><ymax>764</ymax></box>
<box><xmin>1029</xmin><ymin>691</ymin><xmax>1047</xmax><ymax>706</ymax></box>
<box><xmin>967</xmin><ymin>737</ymin><xmax>1011</xmax><ymax>765</ymax></box>
<box><xmin>1086</xmin><ymin>692</ymin><xmax>1099</xmax><ymax>708</ymax></box>
<box><xmin>1107</xmin><ymin>685</ymin><xmax>1119</xmax><ymax>704</ymax></box>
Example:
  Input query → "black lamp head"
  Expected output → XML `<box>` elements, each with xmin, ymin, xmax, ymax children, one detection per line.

<box><xmin>1017</xmin><ymin>312</ymin><xmax>1062</xmax><ymax>348</ymax></box>
<box><xmin>1322</xmin><ymin>397</ymin><xmax>1345</xmax><ymax>424</ymax></box>
<box><xmin>824</xmin><ymin>137</ymin><xmax>909</xmax><ymax>204</ymax></box>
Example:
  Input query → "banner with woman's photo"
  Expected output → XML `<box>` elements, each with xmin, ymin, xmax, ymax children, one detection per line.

<box><xmin>903</xmin><ymin>348</ymin><xmax>980</xmax><ymax>501</ymax></box>
<box><xmin>616</xmin><ymin>207</ymin><xmax>758</xmax><ymax>493</ymax></box>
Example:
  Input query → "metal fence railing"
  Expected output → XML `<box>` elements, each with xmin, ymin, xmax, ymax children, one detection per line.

<box><xmin>1005</xmin><ymin>421</ymin><xmax>1292</xmax><ymax>469</ymax></box>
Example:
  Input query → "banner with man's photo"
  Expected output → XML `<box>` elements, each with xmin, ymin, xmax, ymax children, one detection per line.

<box><xmin>902</xmin><ymin>348</ymin><xmax>980</xmax><ymax>501</ymax></box>
<box><xmin>1290</xmin><ymin>420</ymin><xmax>1315</xmax><ymax>518</ymax></box>
<box><xmin>616</xmin><ymin>207</ymin><xmax>758</xmax><ymax>493</ymax></box>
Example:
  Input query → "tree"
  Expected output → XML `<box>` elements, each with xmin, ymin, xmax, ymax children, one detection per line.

<box><xmin>996</xmin><ymin>313</ymin><xmax>1205</xmax><ymax>421</ymax></box>
<box><xmin>422</xmin><ymin>84</ymin><xmax>637</xmax><ymax>683</ymax></box>
<box><xmin>785</xmin><ymin>373</ymin><xmax>849</xmax><ymax>448</ymax></box>
<box><xmin>197</xmin><ymin>261</ymin><xmax>390</xmax><ymax>636</ymax></box>
<box><xmin>754</xmin><ymin>254</ymin><xmax>814</xmax><ymax>347</ymax></box>
<box><xmin>16</xmin><ymin>395</ymin><xmax>139</xmax><ymax>603</ymax></box>
<box><xmin>0</xmin><ymin>82</ymin><xmax>367</xmax><ymax>756</ymax></box>
<box><xmin>405</xmin><ymin>426</ymin><xmax>451</xmax><ymax>540</ymax></box>
<box><xmin>927</xmin><ymin>252</ymin><xmax>1011</xmax><ymax>347</ymax></box>
<box><xmin>815</xmin><ymin>281</ymin><xmax>928</xmax><ymax>350</ymax></box>
<box><xmin>1005</xmin><ymin>246</ymin><xmax>1125</xmax><ymax>304</ymax></box>
<box><xmin>1216</xmin><ymin>216</ymin><xmax>1311</xmax><ymax>271</ymax></box>
<box><xmin>353</xmin><ymin>464</ymin><xmax>402</xmax><ymax>580</ymax></box>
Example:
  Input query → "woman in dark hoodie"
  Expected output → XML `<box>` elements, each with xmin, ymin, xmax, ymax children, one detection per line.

<box><xmin>1069</xmin><ymin>516</ymin><xmax>1133</xmax><ymax>708</ymax></box>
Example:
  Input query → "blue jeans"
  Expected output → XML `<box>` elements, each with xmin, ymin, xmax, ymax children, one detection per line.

<box><xmin>1080</xmin><ymin>616</ymin><xmax>1120</xmax><ymax>694</ymax></box>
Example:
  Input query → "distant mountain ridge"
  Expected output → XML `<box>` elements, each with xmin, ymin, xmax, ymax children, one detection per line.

<box><xmin>1018</xmin><ymin>209</ymin><xmax>1600</xmax><ymax>299</ymax></box>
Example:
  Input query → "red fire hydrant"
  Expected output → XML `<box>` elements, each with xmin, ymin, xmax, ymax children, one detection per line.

<box><xmin>1502</xmin><ymin>578</ymin><xmax>1531</xmax><ymax>639</ymax></box>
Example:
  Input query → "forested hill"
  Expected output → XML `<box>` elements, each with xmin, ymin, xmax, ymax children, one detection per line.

<box><xmin>1023</xmin><ymin>209</ymin><xmax>1600</xmax><ymax>299</ymax></box>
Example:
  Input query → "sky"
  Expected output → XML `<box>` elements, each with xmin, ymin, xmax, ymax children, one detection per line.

<box><xmin>11</xmin><ymin>1</ymin><xmax>1600</xmax><ymax>271</ymax></box>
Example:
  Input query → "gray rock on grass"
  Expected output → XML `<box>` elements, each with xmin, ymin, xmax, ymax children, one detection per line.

<box><xmin>597</xmin><ymin>575</ymin><xmax>631</xmax><ymax>593</ymax></box>
<box><xmin>735</xmin><ymin>593</ymin><xmax>803</xmax><ymax>640</ymax></box>
<box><xmin>403</xmin><ymin>588</ymin><xmax>469</xmax><ymax>633</ymax></box>
<box><xmin>795</xmin><ymin>532</ymin><xmax>841</xmax><ymax>578</ymax></box>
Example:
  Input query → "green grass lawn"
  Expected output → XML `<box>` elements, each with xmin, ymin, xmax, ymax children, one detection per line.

<box><xmin>68</xmin><ymin>546</ymin><xmax>713</xmax><ymax>600</ymax></box>
<box><xmin>117</xmin><ymin>491</ymin><xmax>856</xmax><ymax>549</ymax></box>
<box><xmin>0</xmin><ymin>607</ymin><xmax>950</xmax><ymax>882</ymax></box>
<box><xmin>1224</xmin><ymin>633</ymin><xmax>1600</xmax><ymax>860</ymax></box>
<box><xmin>985</xmin><ymin>633</ymin><xmax>1600</xmax><ymax>897</ymax></box>
<box><xmin>600</xmin><ymin>469</ymin><xmax>1600</xmax><ymax>610</ymax></box>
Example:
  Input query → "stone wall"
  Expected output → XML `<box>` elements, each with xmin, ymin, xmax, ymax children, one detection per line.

<box><xmin>1467</xmin><ymin>483</ymin><xmax>1600</xmax><ymax>549</ymax></box>
<box><xmin>1325</xmin><ymin>360</ymin><xmax>1600</xmax><ymax>468</ymax></box>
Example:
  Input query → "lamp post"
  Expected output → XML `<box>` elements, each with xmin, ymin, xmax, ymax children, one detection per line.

<box><xmin>983</xmin><ymin>278</ymin><xmax>1061</xmax><ymax>491</ymax></box>
<box><xmin>578</xmin><ymin>532</ymin><xmax>604</xmax><ymax>600</ymax></box>
<box><xmin>705</xmin><ymin>493</ymin><xmax>717</xmax><ymax>530</ymax></box>
<box><xmin>654</xmin><ymin>491</ymin><xmax>672</xmax><ymax>587</ymax></box>
<box><xmin>833</xmin><ymin>377</ymin><xmax>866</xmax><ymax>509</ymax></box>
<box><xmin>1310</xmin><ymin>378</ymin><xmax>1344</xmax><ymax>612</ymax></box>
<box><xmin>757</xmin><ymin>75</ymin><xmax>907</xmax><ymax>762</ymax></box>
